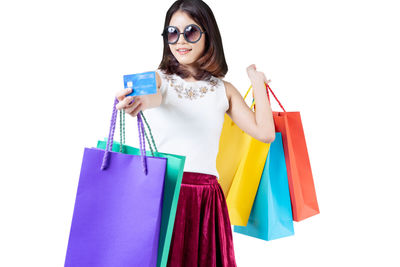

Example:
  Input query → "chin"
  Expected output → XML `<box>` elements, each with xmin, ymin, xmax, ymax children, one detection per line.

<box><xmin>174</xmin><ymin>57</ymin><xmax>196</xmax><ymax>65</ymax></box>
<box><xmin>180</xmin><ymin>59</ymin><xmax>196</xmax><ymax>65</ymax></box>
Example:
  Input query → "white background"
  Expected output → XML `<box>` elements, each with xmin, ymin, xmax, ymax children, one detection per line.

<box><xmin>1</xmin><ymin>0</ymin><xmax>399</xmax><ymax>266</ymax></box>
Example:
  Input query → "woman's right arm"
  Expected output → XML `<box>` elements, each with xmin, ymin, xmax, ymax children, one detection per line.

<box><xmin>115</xmin><ymin>70</ymin><xmax>163</xmax><ymax>117</ymax></box>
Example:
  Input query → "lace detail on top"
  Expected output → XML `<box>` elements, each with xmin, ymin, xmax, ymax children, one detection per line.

<box><xmin>162</xmin><ymin>72</ymin><xmax>222</xmax><ymax>100</ymax></box>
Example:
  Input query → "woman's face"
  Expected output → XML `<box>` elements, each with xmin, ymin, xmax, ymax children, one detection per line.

<box><xmin>168</xmin><ymin>11</ymin><xmax>206</xmax><ymax>71</ymax></box>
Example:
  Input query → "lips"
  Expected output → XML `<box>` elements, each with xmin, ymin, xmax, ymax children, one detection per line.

<box><xmin>177</xmin><ymin>48</ymin><xmax>192</xmax><ymax>51</ymax></box>
<box><xmin>177</xmin><ymin>48</ymin><xmax>192</xmax><ymax>55</ymax></box>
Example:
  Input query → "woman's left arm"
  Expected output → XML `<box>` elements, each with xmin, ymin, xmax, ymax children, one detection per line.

<box><xmin>224</xmin><ymin>64</ymin><xmax>275</xmax><ymax>143</ymax></box>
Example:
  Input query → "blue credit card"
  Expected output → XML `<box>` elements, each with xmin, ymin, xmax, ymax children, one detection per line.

<box><xmin>123</xmin><ymin>71</ymin><xmax>157</xmax><ymax>97</ymax></box>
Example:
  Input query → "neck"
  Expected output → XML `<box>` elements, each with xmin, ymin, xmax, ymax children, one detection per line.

<box><xmin>181</xmin><ymin>63</ymin><xmax>199</xmax><ymax>77</ymax></box>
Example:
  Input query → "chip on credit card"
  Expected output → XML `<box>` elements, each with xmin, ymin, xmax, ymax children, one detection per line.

<box><xmin>123</xmin><ymin>71</ymin><xmax>157</xmax><ymax>97</ymax></box>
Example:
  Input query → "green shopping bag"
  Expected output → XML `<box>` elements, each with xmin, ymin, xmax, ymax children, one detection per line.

<box><xmin>97</xmin><ymin>110</ymin><xmax>186</xmax><ymax>267</ymax></box>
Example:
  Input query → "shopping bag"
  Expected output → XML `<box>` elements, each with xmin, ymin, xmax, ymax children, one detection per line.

<box><xmin>234</xmin><ymin>132</ymin><xmax>294</xmax><ymax>241</ymax></box>
<box><xmin>216</xmin><ymin>114</ymin><xmax>248</xmax><ymax>196</ymax></box>
<box><xmin>216</xmin><ymin>86</ymin><xmax>271</xmax><ymax>226</ymax></box>
<box><xmin>64</xmin><ymin>98</ymin><xmax>167</xmax><ymax>267</ymax></box>
<box><xmin>97</xmin><ymin>110</ymin><xmax>186</xmax><ymax>267</ymax></box>
<box><xmin>260</xmin><ymin>84</ymin><xmax>319</xmax><ymax>221</ymax></box>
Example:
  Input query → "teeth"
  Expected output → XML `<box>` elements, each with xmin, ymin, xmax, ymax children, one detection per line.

<box><xmin>178</xmin><ymin>49</ymin><xmax>190</xmax><ymax>51</ymax></box>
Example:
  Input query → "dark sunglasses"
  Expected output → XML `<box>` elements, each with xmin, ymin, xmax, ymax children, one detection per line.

<box><xmin>161</xmin><ymin>24</ymin><xmax>206</xmax><ymax>44</ymax></box>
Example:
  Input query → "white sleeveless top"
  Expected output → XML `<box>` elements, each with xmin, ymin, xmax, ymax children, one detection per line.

<box><xmin>142</xmin><ymin>68</ymin><xmax>229</xmax><ymax>179</ymax></box>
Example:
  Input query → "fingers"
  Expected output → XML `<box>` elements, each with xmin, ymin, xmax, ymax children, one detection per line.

<box><xmin>125</xmin><ymin>97</ymin><xmax>142</xmax><ymax>114</ymax></box>
<box><xmin>114</xmin><ymin>87</ymin><xmax>144</xmax><ymax>116</ymax></box>
<box><xmin>115</xmin><ymin>88</ymin><xmax>133</xmax><ymax>101</ymax></box>
<box><xmin>247</xmin><ymin>64</ymin><xmax>256</xmax><ymax>71</ymax></box>
<box><xmin>116</xmin><ymin>95</ymin><xmax>136</xmax><ymax>110</ymax></box>
<box><xmin>246</xmin><ymin>65</ymin><xmax>271</xmax><ymax>84</ymax></box>
<box><xmin>126</xmin><ymin>100</ymin><xmax>143</xmax><ymax>117</ymax></box>
<box><xmin>262</xmin><ymin>73</ymin><xmax>271</xmax><ymax>84</ymax></box>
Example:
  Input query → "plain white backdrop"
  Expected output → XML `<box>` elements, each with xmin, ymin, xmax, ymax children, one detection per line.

<box><xmin>1</xmin><ymin>0</ymin><xmax>399</xmax><ymax>266</ymax></box>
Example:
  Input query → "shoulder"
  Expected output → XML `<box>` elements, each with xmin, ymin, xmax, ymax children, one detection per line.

<box><xmin>154</xmin><ymin>69</ymin><xmax>162</xmax><ymax>89</ymax></box>
<box><xmin>155</xmin><ymin>68</ymin><xmax>169</xmax><ymax>90</ymax></box>
<box><xmin>222</xmin><ymin>80</ymin><xmax>241</xmax><ymax>101</ymax></box>
<box><xmin>155</xmin><ymin>68</ymin><xmax>170</xmax><ymax>94</ymax></box>
<box><xmin>155</xmin><ymin>70</ymin><xmax>162</xmax><ymax>89</ymax></box>
<box><xmin>155</xmin><ymin>67</ymin><xmax>165</xmax><ymax>79</ymax></box>
<box><xmin>222</xmin><ymin>80</ymin><xmax>231</xmax><ymax>96</ymax></box>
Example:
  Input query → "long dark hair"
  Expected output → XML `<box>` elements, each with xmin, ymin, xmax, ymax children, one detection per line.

<box><xmin>158</xmin><ymin>0</ymin><xmax>228</xmax><ymax>81</ymax></box>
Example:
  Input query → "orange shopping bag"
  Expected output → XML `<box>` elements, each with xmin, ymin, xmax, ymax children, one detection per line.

<box><xmin>252</xmin><ymin>84</ymin><xmax>320</xmax><ymax>222</ymax></box>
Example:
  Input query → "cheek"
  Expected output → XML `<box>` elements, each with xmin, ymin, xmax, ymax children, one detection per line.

<box><xmin>193</xmin><ymin>41</ymin><xmax>205</xmax><ymax>56</ymax></box>
<box><xmin>194</xmin><ymin>47</ymin><xmax>205</xmax><ymax>59</ymax></box>
<box><xmin>169</xmin><ymin>45</ymin><xmax>174</xmax><ymax>53</ymax></box>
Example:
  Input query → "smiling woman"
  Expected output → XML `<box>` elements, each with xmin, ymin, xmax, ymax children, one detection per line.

<box><xmin>151</xmin><ymin>1</ymin><xmax>238</xmax><ymax>266</ymax></box>
<box><xmin>114</xmin><ymin>0</ymin><xmax>275</xmax><ymax>266</ymax></box>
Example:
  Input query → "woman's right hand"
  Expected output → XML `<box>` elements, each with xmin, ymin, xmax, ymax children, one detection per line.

<box><xmin>115</xmin><ymin>88</ymin><xmax>143</xmax><ymax>117</ymax></box>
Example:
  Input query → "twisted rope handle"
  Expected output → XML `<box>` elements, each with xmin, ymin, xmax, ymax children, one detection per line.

<box><xmin>119</xmin><ymin>109</ymin><xmax>159</xmax><ymax>153</ymax></box>
<box><xmin>119</xmin><ymin>109</ymin><xmax>126</xmax><ymax>153</ymax></box>
<box><xmin>140</xmin><ymin>111</ymin><xmax>158</xmax><ymax>153</ymax></box>
<box><xmin>143</xmin><ymin>126</ymin><xmax>155</xmax><ymax>156</ymax></box>
<box><xmin>101</xmin><ymin>97</ymin><xmax>119</xmax><ymax>170</ymax></box>
<box><xmin>101</xmin><ymin>97</ymin><xmax>147</xmax><ymax>175</ymax></box>
<box><xmin>137</xmin><ymin>112</ymin><xmax>148</xmax><ymax>175</ymax></box>
<box><xmin>118</xmin><ymin>110</ymin><xmax>157</xmax><ymax>156</ymax></box>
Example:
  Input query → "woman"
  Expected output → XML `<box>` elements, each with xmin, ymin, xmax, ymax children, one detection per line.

<box><xmin>116</xmin><ymin>0</ymin><xmax>275</xmax><ymax>266</ymax></box>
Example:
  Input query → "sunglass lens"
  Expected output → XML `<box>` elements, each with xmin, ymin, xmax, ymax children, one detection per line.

<box><xmin>167</xmin><ymin>27</ymin><xmax>178</xmax><ymax>43</ymax></box>
<box><xmin>185</xmin><ymin>25</ymin><xmax>201</xmax><ymax>43</ymax></box>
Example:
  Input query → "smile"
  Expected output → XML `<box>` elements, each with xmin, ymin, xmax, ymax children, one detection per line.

<box><xmin>177</xmin><ymin>49</ymin><xmax>192</xmax><ymax>55</ymax></box>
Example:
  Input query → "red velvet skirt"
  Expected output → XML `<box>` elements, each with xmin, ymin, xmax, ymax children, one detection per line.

<box><xmin>166</xmin><ymin>171</ymin><xmax>237</xmax><ymax>267</ymax></box>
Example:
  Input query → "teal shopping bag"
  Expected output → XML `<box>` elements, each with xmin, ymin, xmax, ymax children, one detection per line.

<box><xmin>97</xmin><ymin>110</ymin><xmax>186</xmax><ymax>267</ymax></box>
<box><xmin>234</xmin><ymin>132</ymin><xmax>294</xmax><ymax>241</ymax></box>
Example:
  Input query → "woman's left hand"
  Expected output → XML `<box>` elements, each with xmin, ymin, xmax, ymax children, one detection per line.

<box><xmin>246</xmin><ymin>64</ymin><xmax>271</xmax><ymax>85</ymax></box>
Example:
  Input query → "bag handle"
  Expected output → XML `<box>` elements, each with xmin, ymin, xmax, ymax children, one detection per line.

<box><xmin>119</xmin><ymin>109</ymin><xmax>126</xmax><ymax>153</ymax></box>
<box><xmin>118</xmin><ymin>110</ymin><xmax>159</xmax><ymax>156</ymax></box>
<box><xmin>137</xmin><ymin>112</ymin><xmax>148</xmax><ymax>174</ymax></box>
<box><xmin>140</xmin><ymin>111</ymin><xmax>159</xmax><ymax>153</ymax></box>
<box><xmin>245</xmin><ymin>82</ymin><xmax>286</xmax><ymax>112</ymax></box>
<box><xmin>243</xmin><ymin>84</ymin><xmax>257</xmax><ymax>111</ymax></box>
<box><xmin>101</xmin><ymin>97</ymin><xmax>148</xmax><ymax>175</ymax></box>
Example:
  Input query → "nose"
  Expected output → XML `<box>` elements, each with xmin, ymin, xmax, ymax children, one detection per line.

<box><xmin>176</xmin><ymin>33</ymin><xmax>188</xmax><ymax>44</ymax></box>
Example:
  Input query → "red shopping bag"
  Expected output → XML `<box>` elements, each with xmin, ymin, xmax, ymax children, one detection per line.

<box><xmin>252</xmin><ymin>84</ymin><xmax>320</xmax><ymax>221</ymax></box>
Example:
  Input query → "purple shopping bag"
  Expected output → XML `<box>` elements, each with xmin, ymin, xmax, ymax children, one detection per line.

<box><xmin>64</xmin><ymin>98</ymin><xmax>167</xmax><ymax>267</ymax></box>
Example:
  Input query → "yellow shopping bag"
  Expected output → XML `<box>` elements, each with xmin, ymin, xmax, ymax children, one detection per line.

<box><xmin>216</xmin><ymin>85</ymin><xmax>271</xmax><ymax>226</ymax></box>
